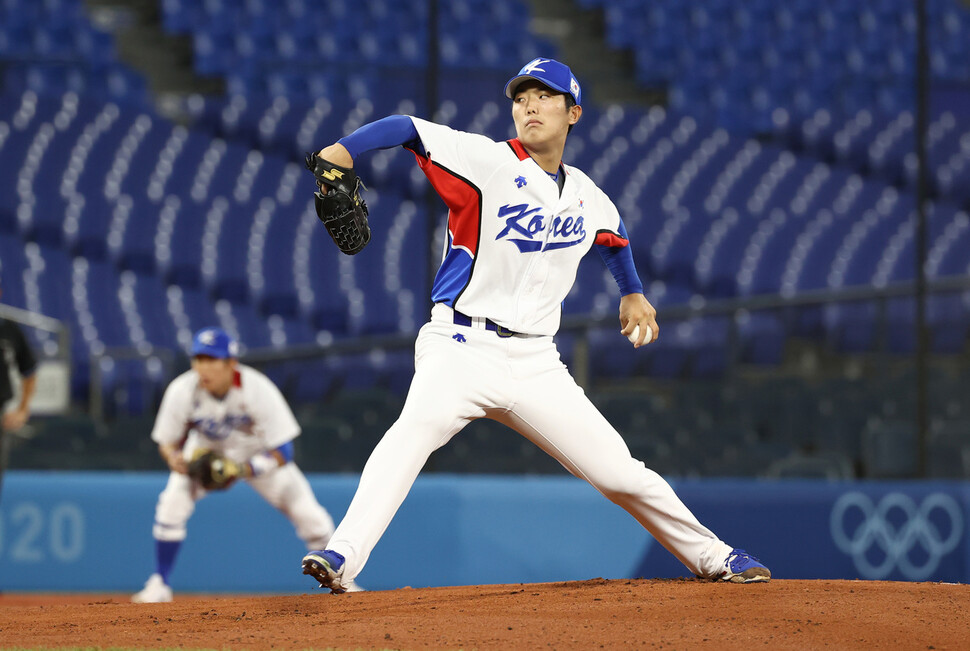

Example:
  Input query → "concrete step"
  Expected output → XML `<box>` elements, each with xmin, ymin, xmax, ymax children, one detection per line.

<box><xmin>526</xmin><ymin>0</ymin><xmax>664</xmax><ymax>107</ymax></box>
<box><xmin>84</xmin><ymin>0</ymin><xmax>223</xmax><ymax>115</ymax></box>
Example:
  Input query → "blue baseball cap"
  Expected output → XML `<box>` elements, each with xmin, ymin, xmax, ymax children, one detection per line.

<box><xmin>191</xmin><ymin>327</ymin><xmax>239</xmax><ymax>359</ymax></box>
<box><xmin>504</xmin><ymin>57</ymin><xmax>582</xmax><ymax>106</ymax></box>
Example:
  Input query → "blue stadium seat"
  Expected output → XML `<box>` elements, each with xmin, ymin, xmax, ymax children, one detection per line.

<box><xmin>885</xmin><ymin>297</ymin><xmax>917</xmax><ymax>354</ymax></box>
<box><xmin>588</xmin><ymin>326</ymin><xmax>640</xmax><ymax>379</ymax></box>
<box><xmin>82</xmin><ymin>258</ymin><xmax>129</xmax><ymax>347</ymax></box>
<box><xmin>0</xmin><ymin>232</ymin><xmax>28</xmax><ymax>309</ymax></box>
<box><xmin>737</xmin><ymin>312</ymin><xmax>786</xmax><ymax>366</ymax></box>
<box><xmin>642</xmin><ymin>317</ymin><xmax>691</xmax><ymax>378</ymax></box>
<box><xmin>740</xmin><ymin>213</ymin><xmax>811</xmax><ymax>297</ymax></box>
<box><xmin>6</xmin><ymin>0</ymin><xmax>970</xmax><ymax>414</ymax></box>
<box><xmin>27</xmin><ymin>243</ymin><xmax>72</xmax><ymax>323</ymax></box>
<box><xmin>381</xmin><ymin>197</ymin><xmax>429</xmax><ymax>332</ymax></box>
<box><xmin>930</xmin><ymin>292</ymin><xmax>970</xmax><ymax>354</ymax></box>
<box><xmin>258</xmin><ymin>198</ymin><xmax>301</xmax><ymax>318</ymax></box>
<box><xmin>210</xmin><ymin>204</ymin><xmax>250</xmax><ymax>304</ymax></box>
<box><xmin>96</xmin><ymin>355</ymin><xmax>168</xmax><ymax>418</ymax></box>
<box><xmin>690</xmin><ymin>315</ymin><xmax>731</xmax><ymax>377</ymax></box>
<box><xmin>216</xmin><ymin>299</ymin><xmax>272</xmax><ymax>349</ymax></box>
<box><xmin>305</xmin><ymin>218</ymin><xmax>351</xmax><ymax>335</ymax></box>
<box><xmin>286</xmin><ymin>358</ymin><xmax>337</xmax><ymax>404</ymax></box>
<box><xmin>28</xmin><ymin>186</ymin><xmax>69</xmax><ymax>247</ymax></box>
<box><xmin>695</xmin><ymin>210</ymin><xmax>761</xmax><ymax>299</ymax></box>
<box><xmin>266</xmin><ymin>314</ymin><xmax>315</xmax><ymax>348</ymax></box>
<box><xmin>345</xmin><ymin>206</ymin><xmax>399</xmax><ymax>337</ymax></box>
<box><xmin>824</xmin><ymin>301</ymin><xmax>879</xmax><ymax>353</ymax></box>
<box><xmin>163</xmin><ymin>286</ymin><xmax>212</xmax><ymax>348</ymax></box>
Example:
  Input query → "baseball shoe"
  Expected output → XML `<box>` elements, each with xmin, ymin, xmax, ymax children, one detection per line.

<box><xmin>718</xmin><ymin>549</ymin><xmax>771</xmax><ymax>583</ymax></box>
<box><xmin>302</xmin><ymin>549</ymin><xmax>356</xmax><ymax>594</ymax></box>
<box><xmin>131</xmin><ymin>573</ymin><xmax>173</xmax><ymax>603</ymax></box>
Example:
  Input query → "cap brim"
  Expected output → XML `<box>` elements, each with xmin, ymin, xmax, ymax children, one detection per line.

<box><xmin>191</xmin><ymin>346</ymin><xmax>232</xmax><ymax>359</ymax></box>
<box><xmin>504</xmin><ymin>74</ymin><xmax>571</xmax><ymax>100</ymax></box>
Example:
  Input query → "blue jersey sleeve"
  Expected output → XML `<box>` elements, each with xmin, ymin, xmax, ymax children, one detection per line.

<box><xmin>594</xmin><ymin>219</ymin><xmax>644</xmax><ymax>296</ymax></box>
<box><xmin>272</xmin><ymin>441</ymin><xmax>295</xmax><ymax>463</ymax></box>
<box><xmin>338</xmin><ymin>115</ymin><xmax>425</xmax><ymax>159</ymax></box>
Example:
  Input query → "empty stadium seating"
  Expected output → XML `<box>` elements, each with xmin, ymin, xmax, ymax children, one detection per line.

<box><xmin>602</xmin><ymin>0</ymin><xmax>970</xmax><ymax>123</ymax></box>
<box><xmin>1</xmin><ymin>0</ymin><xmax>968</xmax><ymax>478</ymax></box>
<box><xmin>3</xmin><ymin>76</ymin><xmax>968</xmax><ymax>400</ymax></box>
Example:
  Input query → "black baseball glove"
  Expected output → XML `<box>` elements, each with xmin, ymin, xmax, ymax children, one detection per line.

<box><xmin>187</xmin><ymin>449</ymin><xmax>245</xmax><ymax>491</ymax></box>
<box><xmin>305</xmin><ymin>152</ymin><xmax>371</xmax><ymax>255</ymax></box>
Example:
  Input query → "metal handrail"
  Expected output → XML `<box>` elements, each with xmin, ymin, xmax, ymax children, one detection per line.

<box><xmin>563</xmin><ymin>273</ymin><xmax>970</xmax><ymax>329</ymax></box>
<box><xmin>80</xmin><ymin>273</ymin><xmax>970</xmax><ymax>422</ymax></box>
<box><xmin>0</xmin><ymin>304</ymin><xmax>71</xmax><ymax>365</ymax></box>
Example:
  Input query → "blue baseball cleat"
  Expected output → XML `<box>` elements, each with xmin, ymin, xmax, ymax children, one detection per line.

<box><xmin>302</xmin><ymin>549</ymin><xmax>363</xmax><ymax>594</ymax></box>
<box><xmin>718</xmin><ymin>549</ymin><xmax>771</xmax><ymax>583</ymax></box>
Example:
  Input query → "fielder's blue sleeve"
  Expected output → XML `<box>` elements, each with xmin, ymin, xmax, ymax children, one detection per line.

<box><xmin>338</xmin><ymin>115</ymin><xmax>425</xmax><ymax>159</ymax></box>
<box><xmin>595</xmin><ymin>220</ymin><xmax>644</xmax><ymax>296</ymax></box>
<box><xmin>273</xmin><ymin>441</ymin><xmax>295</xmax><ymax>463</ymax></box>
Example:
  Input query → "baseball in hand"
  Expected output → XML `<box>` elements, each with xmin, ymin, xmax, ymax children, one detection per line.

<box><xmin>627</xmin><ymin>324</ymin><xmax>653</xmax><ymax>345</ymax></box>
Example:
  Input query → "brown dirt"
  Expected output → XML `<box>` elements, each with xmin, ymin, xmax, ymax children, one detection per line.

<box><xmin>1</xmin><ymin>578</ymin><xmax>968</xmax><ymax>650</ymax></box>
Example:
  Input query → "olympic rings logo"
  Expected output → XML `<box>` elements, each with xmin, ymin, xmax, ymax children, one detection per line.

<box><xmin>830</xmin><ymin>492</ymin><xmax>963</xmax><ymax>580</ymax></box>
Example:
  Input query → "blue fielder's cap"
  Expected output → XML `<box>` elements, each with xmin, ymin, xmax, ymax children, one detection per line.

<box><xmin>504</xmin><ymin>57</ymin><xmax>582</xmax><ymax>106</ymax></box>
<box><xmin>191</xmin><ymin>327</ymin><xmax>239</xmax><ymax>359</ymax></box>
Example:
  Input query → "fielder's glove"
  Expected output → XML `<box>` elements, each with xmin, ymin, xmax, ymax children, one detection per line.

<box><xmin>187</xmin><ymin>449</ymin><xmax>245</xmax><ymax>491</ymax></box>
<box><xmin>305</xmin><ymin>152</ymin><xmax>371</xmax><ymax>255</ymax></box>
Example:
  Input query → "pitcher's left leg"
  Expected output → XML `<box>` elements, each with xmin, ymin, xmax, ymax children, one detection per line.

<box><xmin>503</xmin><ymin>366</ymin><xmax>733</xmax><ymax>578</ymax></box>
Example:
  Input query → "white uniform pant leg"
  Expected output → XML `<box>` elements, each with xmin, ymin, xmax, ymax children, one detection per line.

<box><xmin>247</xmin><ymin>462</ymin><xmax>336</xmax><ymax>550</ymax></box>
<box><xmin>327</xmin><ymin>323</ymin><xmax>501</xmax><ymax>581</ymax></box>
<box><xmin>152</xmin><ymin>472</ymin><xmax>201</xmax><ymax>541</ymax></box>
<box><xmin>500</xmin><ymin>342</ymin><xmax>732</xmax><ymax>578</ymax></box>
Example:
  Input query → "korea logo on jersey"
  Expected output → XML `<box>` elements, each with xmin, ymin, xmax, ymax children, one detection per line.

<box><xmin>495</xmin><ymin>203</ymin><xmax>586</xmax><ymax>252</ymax></box>
<box><xmin>194</xmin><ymin>414</ymin><xmax>255</xmax><ymax>440</ymax></box>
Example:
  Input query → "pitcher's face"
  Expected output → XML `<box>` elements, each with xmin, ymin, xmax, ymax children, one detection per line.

<box><xmin>511</xmin><ymin>81</ymin><xmax>581</xmax><ymax>149</ymax></box>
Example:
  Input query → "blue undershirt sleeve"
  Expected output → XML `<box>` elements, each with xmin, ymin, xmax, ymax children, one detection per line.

<box><xmin>596</xmin><ymin>220</ymin><xmax>644</xmax><ymax>296</ymax></box>
<box><xmin>272</xmin><ymin>441</ymin><xmax>295</xmax><ymax>463</ymax></box>
<box><xmin>337</xmin><ymin>115</ymin><xmax>424</xmax><ymax>159</ymax></box>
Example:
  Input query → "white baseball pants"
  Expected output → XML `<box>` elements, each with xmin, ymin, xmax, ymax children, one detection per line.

<box><xmin>327</xmin><ymin>305</ymin><xmax>734</xmax><ymax>582</ymax></box>
<box><xmin>152</xmin><ymin>462</ymin><xmax>335</xmax><ymax>550</ymax></box>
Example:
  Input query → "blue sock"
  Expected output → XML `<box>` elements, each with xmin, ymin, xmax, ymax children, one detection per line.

<box><xmin>155</xmin><ymin>539</ymin><xmax>181</xmax><ymax>585</ymax></box>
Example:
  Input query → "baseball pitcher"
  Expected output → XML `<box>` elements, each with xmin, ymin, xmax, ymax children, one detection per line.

<box><xmin>301</xmin><ymin>58</ymin><xmax>770</xmax><ymax>593</ymax></box>
<box><xmin>132</xmin><ymin>327</ymin><xmax>360</xmax><ymax>602</ymax></box>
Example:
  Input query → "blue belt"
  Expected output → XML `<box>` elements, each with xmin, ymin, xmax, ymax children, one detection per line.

<box><xmin>452</xmin><ymin>310</ymin><xmax>519</xmax><ymax>338</ymax></box>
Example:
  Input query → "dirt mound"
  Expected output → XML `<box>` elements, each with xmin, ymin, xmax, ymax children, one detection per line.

<box><xmin>2</xmin><ymin>578</ymin><xmax>967</xmax><ymax>649</ymax></box>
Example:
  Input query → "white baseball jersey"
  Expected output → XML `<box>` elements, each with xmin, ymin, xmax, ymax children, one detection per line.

<box><xmin>151</xmin><ymin>363</ymin><xmax>300</xmax><ymax>463</ymax></box>
<box><xmin>148</xmin><ymin>363</ymin><xmax>337</xmax><ymax>555</ymax></box>
<box><xmin>323</xmin><ymin>117</ymin><xmax>740</xmax><ymax>587</ymax></box>
<box><xmin>408</xmin><ymin>117</ymin><xmax>631</xmax><ymax>336</ymax></box>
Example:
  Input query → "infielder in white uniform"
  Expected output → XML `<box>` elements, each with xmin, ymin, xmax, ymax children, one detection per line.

<box><xmin>132</xmin><ymin>327</ymin><xmax>359</xmax><ymax>603</ymax></box>
<box><xmin>302</xmin><ymin>58</ymin><xmax>770</xmax><ymax>592</ymax></box>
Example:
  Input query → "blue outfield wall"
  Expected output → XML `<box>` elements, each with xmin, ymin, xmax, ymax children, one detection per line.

<box><xmin>0</xmin><ymin>471</ymin><xmax>967</xmax><ymax>593</ymax></box>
